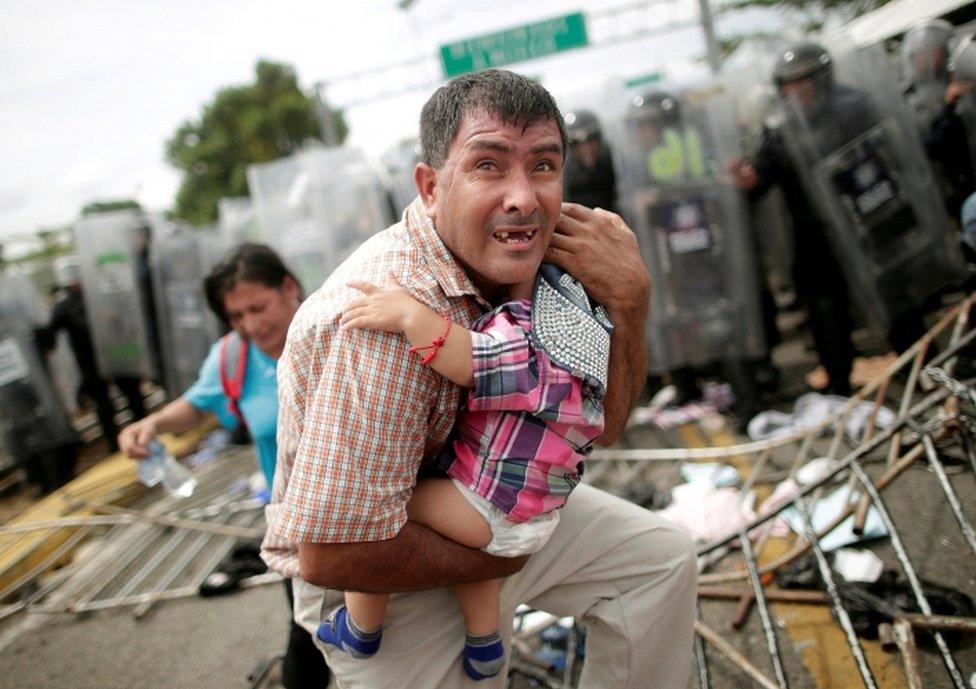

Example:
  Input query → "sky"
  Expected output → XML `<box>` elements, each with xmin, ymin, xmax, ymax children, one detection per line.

<box><xmin>0</xmin><ymin>0</ymin><xmax>788</xmax><ymax>250</ymax></box>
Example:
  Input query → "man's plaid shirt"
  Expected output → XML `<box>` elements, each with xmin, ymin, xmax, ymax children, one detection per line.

<box><xmin>262</xmin><ymin>198</ymin><xmax>488</xmax><ymax>577</ymax></box>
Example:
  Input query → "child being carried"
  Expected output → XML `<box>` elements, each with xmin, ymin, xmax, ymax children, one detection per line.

<box><xmin>316</xmin><ymin>263</ymin><xmax>613</xmax><ymax>681</ymax></box>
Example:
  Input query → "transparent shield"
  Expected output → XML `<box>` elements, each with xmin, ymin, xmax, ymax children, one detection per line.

<box><xmin>614</xmin><ymin>88</ymin><xmax>766</xmax><ymax>372</ymax></box>
<box><xmin>954</xmin><ymin>92</ymin><xmax>976</xmax><ymax>177</ymax></box>
<box><xmin>380</xmin><ymin>139</ymin><xmax>421</xmax><ymax>218</ymax></box>
<box><xmin>247</xmin><ymin>154</ymin><xmax>323</xmax><ymax>294</ymax></box>
<box><xmin>73</xmin><ymin>210</ymin><xmax>160</xmax><ymax>379</ymax></box>
<box><xmin>304</xmin><ymin>150</ymin><xmax>395</xmax><ymax>271</ymax></box>
<box><xmin>5</xmin><ymin>268</ymin><xmax>82</xmax><ymax>415</ymax></box>
<box><xmin>778</xmin><ymin>44</ymin><xmax>966</xmax><ymax>331</ymax></box>
<box><xmin>217</xmin><ymin>197</ymin><xmax>260</xmax><ymax>247</ymax></box>
<box><xmin>906</xmin><ymin>79</ymin><xmax>950</xmax><ymax>135</ymax></box>
<box><xmin>247</xmin><ymin>146</ymin><xmax>396</xmax><ymax>294</ymax></box>
<box><xmin>0</xmin><ymin>274</ymin><xmax>76</xmax><ymax>465</ymax></box>
<box><xmin>721</xmin><ymin>65</ymin><xmax>796</xmax><ymax>293</ymax></box>
<box><xmin>149</xmin><ymin>218</ymin><xmax>223</xmax><ymax>396</ymax></box>
<box><xmin>555</xmin><ymin>79</ymin><xmax>630</xmax><ymax>213</ymax></box>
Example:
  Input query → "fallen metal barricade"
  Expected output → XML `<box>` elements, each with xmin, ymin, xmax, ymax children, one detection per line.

<box><xmin>511</xmin><ymin>294</ymin><xmax>976</xmax><ymax>688</ymax></box>
<box><xmin>0</xmin><ymin>446</ymin><xmax>270</xmax><ymax>623</ymax></box>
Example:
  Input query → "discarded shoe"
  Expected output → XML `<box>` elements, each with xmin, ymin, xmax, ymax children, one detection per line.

<box><xmin>198</xmin><ymin>539</ymin><xmax>267</xmax><ymax>597</ymax></box>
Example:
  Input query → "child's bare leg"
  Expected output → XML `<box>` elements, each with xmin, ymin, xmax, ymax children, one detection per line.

<box><xmin>346</xmin><ymin>591</ymin><xmax>388</xmax><ymax>631</ymax></box>
<box><xmin>455</xmin><ymin>578</ymin><xmax>500</xmax><ymax>635</ymax></box>
<box><xmin>456</xmin><ymin>578</ymin><xmax>506</xmax><ymax>680</ymax></box>
<box><xmin>409</xmin><ymin>479</ymin><xmax>506</xmax><ymax>680</ymax></box>
<box><xmin>407</xmin><ymin>478</ymin><xmax>492</xmax><ymax>548</ymax></box>
<box><xmin>315</xmin><ymin>588</ymin><xmax>387</xmax><ymax>659</ymax></box>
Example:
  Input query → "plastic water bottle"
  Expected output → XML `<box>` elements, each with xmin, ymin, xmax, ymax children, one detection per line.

<box><xmin>138</xmin><ymin>440</ymin><xmax>197</xmax><ymax>498</ymax></box>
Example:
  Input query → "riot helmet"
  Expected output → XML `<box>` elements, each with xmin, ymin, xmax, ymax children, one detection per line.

<box><xmin>628</xmin><ymin>91</ymin><xmax>682</xmax><ymax>151</ymax></box>
<box><xmin>950</xmin><ymin>32</ymin><xmax>976</xmax><ymax>83</ymax></box>
<box><xmin>772</xmin><ymin>42</ymin><xmax>834</xmax><ymax>114</ymax></box>
<box><xmin>564</xmin><ymin>110</ymin><xmax>602</xmax><ymax>145</ymax></box>
<box><xmin>53</xmin><ymin>255</ymin><xmax>81</xmax><ymax>289</ymax></box>
<box><xmin>772</xmin><ymin>42</ymin><xmax>832</xmax><ymax>87</ymax></box>
<box><xmin>902</xmin><ymin>19</ymin><xmax>952</xmax><ymax>84</ymax></box>
<box><xmin>628</xmin><ymin>91</ymin><xmax>682</xmax><ymax>126</ymax></box>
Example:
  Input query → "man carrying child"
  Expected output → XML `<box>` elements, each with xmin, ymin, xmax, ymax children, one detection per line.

<box><xmin>261</xmin><ymin>69</ymin><xmax>697</xmax><ymax>689</ymax></box>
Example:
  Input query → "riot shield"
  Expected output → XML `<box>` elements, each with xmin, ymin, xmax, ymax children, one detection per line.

<box><xmin>554</xmin><ymin>80</ymin><xmax>631</xmax><ymax>213</ymax></box>
<box><xmin>247</xmin><ymin>146</ymin><xmax>395</xmax><ymax>293</ymax></box>
<box><xmin>907</xmin><ymin>80</ymin><xmax>950</xmax><ymax>135</ymax></box>
<box><xmin>614</xmin><ymin>88</ymin><xmax>766</xmax><ymax>373</ymax></box>
<box><xmin>777</xmin><ymin>44</ymin><xmax>965</xmax><ymax>331</ymax></box>
<box><xmin>949</xmin><ymin>34</ymin><xmax>976</xmax><ymax>185</ymax></box>
<box><xmin>5</xmin><ymin>267</ymin><xmax>83</xmax><ymax>415</ymax></box>
<box><xmin>723</xmin><ymin>66</ymin><xmax>796</xmax><ymax>292</ymax></box>
<box><xmin>149</xmin><ymin>218</ymin><xmax>223</xmax><ymax>396</ymax></box>
<box><xmin>73</xmin><ymin>209</ymin><xmax>160</xmax><ymax>379</ymax></box>
<box><xmin>900</xmin><ymin>20</ymin><xmax>952</xmax><ymax>135</ymax></box>
<box><xmin>380</xmin><ymin>139</ymin><xmax>421</xmax><ymax>217</ymax></box>
<box><xmin>0</xmin><ymin>274</ymin><xmax>76</xmax><ymax>470</ymax></box>
<box><xmin>217</xmin><ymin>197</ymin><xmax>259</xmax><ymax>248</ymax></box>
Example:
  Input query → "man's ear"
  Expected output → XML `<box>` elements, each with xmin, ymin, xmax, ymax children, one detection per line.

<box><xmin>414</xmin><ymin>162</ymin><xmax>439</xmax><ymax>219</ymax></box>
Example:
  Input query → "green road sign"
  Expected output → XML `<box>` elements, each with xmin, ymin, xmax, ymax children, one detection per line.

<box><xmin>439</xmin><ymin>12</ymin><xmax>589</xmax><ymax>78</ymax></box>
<box><xmin>625</xmin><ymin>70</ymin><xmax>666</xmax><ymax>89</ymax></box>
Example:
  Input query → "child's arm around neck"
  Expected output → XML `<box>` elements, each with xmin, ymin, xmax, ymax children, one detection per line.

<box><xmin>341</xmin><ymin>275</ymin><xmax>475</xmax><ymax>387</ymax></box>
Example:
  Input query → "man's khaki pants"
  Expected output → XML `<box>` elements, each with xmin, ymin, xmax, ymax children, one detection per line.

<box><xmin>293</xmin><ymin>484</ymin><xmax>698</xmax><ymax>688</ymax></box>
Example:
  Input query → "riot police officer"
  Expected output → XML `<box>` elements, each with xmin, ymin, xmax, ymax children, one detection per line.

<box><xmin>927</xmin><ymin>30</ymin><xmax>976</xmax><ymax>223</ymax></box>
<box><xmin>563</xmin><ymin>109</ymin><xmax>618</xmax><ymax>212</ymax></box>
<box><xmin>46</xmin><ymin>256</ymin><xmax>146</xmax><ymax>452</ymax></box>
<box><xmin>732</xmin><ymin>42</ymin><xmax>955</xmax><ymax>394</ymax></box>
<box><xmin>1</xmin><ymin>273</ymin><xmax>78</xmax><ymax>494</ymax></box>
<box><xmin>730</xmin><ymin>43</ymin><xmax>865</xmax><ymax>395</ymax></box>
<box><xmin>621</xmin><ymin>88</ymin><xmax>768</xmax><ymax>423</ymax></box>
<box><xmin>902</xmin><ymin>19</ymin><xmax>954</xmax><ymax>135</ymax></box>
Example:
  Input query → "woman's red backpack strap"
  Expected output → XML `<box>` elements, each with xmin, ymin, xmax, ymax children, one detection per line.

<box><xmin>218</xmin><ymin>332</ymin><xmax>249</xmax><ymax>427</ymax></box>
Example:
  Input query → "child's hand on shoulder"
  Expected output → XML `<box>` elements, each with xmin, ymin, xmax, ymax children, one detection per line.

<box><xmin>341</xmin><ymin>273</ymin><xmax>424</xmax><ymax>334</ymax></box>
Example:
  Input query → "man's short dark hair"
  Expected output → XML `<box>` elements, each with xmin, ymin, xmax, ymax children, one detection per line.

<box><xmin>419</xmin><ymin>69</ymin><xmax>568</xmax><ymax>168</ymax></box>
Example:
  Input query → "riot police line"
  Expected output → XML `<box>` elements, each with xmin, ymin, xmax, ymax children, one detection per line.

<box><xmin>5</xmin><ymin>27</ymin><xmax>976</xmax><ymax>491</ymax></box>
<box><xmin>559</xmin><ymin>34</ymin><xmax>974</xmax><ymax>429</ymax></box>
<box><xmin>0</xmin><ymin>150</ymin><xmax>399</xmax><ymax>493</ymax></box>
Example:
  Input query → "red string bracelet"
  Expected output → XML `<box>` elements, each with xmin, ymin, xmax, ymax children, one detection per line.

<box><xmin>408</xmin><ymin>314</ymin><xmax>453</xmax><ymax>366</ymax></box>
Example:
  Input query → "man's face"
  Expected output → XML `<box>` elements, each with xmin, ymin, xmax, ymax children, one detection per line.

<box><xmin>637</xmin><ymin>119</ymin><xmax>663</xmax><ymax>151</ymax></box>
<box><xmin>571</xmin><ymin>138</ymin><xmax>601</xmax><ymax>168</ymax></box>
<box><xmin>779</xmin><ymin>77</ymin><xmax>818</xmax><ymax>111</ymax></box>
<box><xmin>914</xmin><ymin>49</ymin><xmax>947</xmax><ymax>79</ymax></box>
<box><xmin>417</xmin><ymin>111</ymin><xmax>564</xmax><ymax>298</ymax></box>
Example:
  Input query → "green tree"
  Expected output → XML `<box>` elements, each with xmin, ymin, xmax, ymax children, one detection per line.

<box><xmin>165</xmin><ymin>60</ymin><xmax>347</xmax><ymax>225</ymax></box>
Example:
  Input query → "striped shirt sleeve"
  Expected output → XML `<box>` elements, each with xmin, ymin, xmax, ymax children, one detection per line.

<box><xmin>273</xmin><ymin>313</ymin><xmax>440</xmax><ymax>545</ymax></box>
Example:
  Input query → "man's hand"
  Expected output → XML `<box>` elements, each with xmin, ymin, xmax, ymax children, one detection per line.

<box><xmin>725</xmin><ymin>156</ymin><xmax>758</xmax><ymax>191</ymax></box>
<box><xmin>546</xmin><ymin>203</ymin><xmax>650</xmax><ymax>444</ymax></box>
<box><xmin>547</xmin><ymin>203</ymin><xmax>651</xmax><ymax>316</ymax></box>
<box><xmin>946</xmin><ymin>79</ymin><xmax>973</xmax><ymax>106</ymax></box>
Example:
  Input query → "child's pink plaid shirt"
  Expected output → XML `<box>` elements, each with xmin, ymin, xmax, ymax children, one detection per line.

<box><xmin>444</xmin><ymin>299</ymin><xmax>605</xmax><ymax>523</ymax></box>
